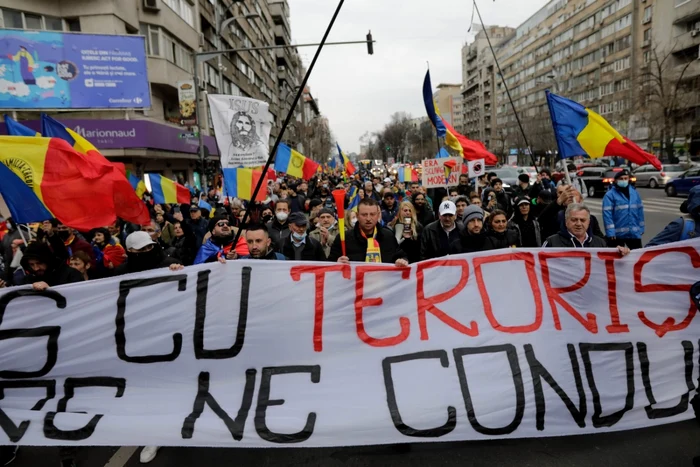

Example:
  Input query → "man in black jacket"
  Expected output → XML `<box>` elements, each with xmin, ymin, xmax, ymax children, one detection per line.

<box><xmin>538</xmin><ymin>184</ymin><xmax>604</xmax><ymax>239</ymax></box>
<box><xmin>543</xmin><ymin>203</ymin><xmax>629</xmax><ymax>257</ymax></box>
<box><xmin>421</xmin><ymin>200</ymin><xmax>461</xmax><ymax>260</ymax></box>
<box><xmin>282</xmin><ymin>212</ymin><xmax>327</xmax><ymax>261</ymax></box>
<box><xmin>450</xmin><ymin>205</ymin><xmax>488</xmax><ymax>254</ymax></box>
<box><xmin>18</xmin><ymin>236</ymin><xmax>84</xmax><ymax>290</ymax></box>
<box><xmin>113</xmin><ymin>231</ymin><xmax>184</xmax><ymax>276</ymax></box>
<box><xmin>267</xmin><ymin>199</ymin><xmax>291</xmax><ymax>251</ymax></box>
<box><xmin>328</xmin><ymin>198</ymin><xmax>408</xmax><ymax>266</ymax></box>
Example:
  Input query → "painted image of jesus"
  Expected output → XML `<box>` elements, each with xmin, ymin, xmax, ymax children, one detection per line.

<box><xmin>229</xmin><ymin>111</ymin><xmax>264</xmax><ymax>154</ymax></box>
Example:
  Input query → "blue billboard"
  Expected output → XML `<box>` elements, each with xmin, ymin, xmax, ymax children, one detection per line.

<box><xmin>0</xmin><ymin>30</ymin><xmax>151</xmax><ymax>109</ymax></box>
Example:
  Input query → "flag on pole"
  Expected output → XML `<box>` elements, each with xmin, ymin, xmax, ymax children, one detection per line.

<box><xmin>347</xmin><ymin>185</ymin><xmax>360</xmax><ymax>212</ymax></box>
<box><xmin>127</xmin><ymin>172</ymin><xmax>147</xmax><ymax>198</ymax></box>
<box><xmin>546</xmin><ymin>91</ymin><xmax>662</xmax><ymax>169</ymax></box>
<box><xmin>147</xmin><ymin>174</ymin><xmax>190</xmax><ymax>205</ymax></box>
<box><xmin>4</xmin><ymin>115</ymin><xmax>40</xmax><ymax>136</ymax></box>
<box><xmin>336</xmin><ymin>143</ymin><xmax>356</xmax><ymax>175</ymax></box>
<box><xmin>222</xmin><ymin>167</ymin><xmax>268</xmax><ymax>201</ymax></box>
<box><xmin>274</xmin><ymin>143</ymin><xmax>319</xmax><ymax>180</ymax></box>
<box><xmin>398</xmin><ymin>166</ymin><xmax>418</xmax><ymax>183</ymax></box>
<box><xmin>422</xmin><ymin>70</ymin><xmax>447</xmax><ymax>138</ymax></box>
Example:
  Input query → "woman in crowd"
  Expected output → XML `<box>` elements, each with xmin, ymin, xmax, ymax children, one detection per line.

<box><xmin>344</xmin><ymin>209</ymin><xmax>357</xmax><ymax>230</ymax></box>
<box><xmin>483</xmin><ymin>209</ymin><xmax>520</xmax><ymax>250</ymax></box>
<box><xmin>389</xmin><ymin>201</ymin><xmax>422</xmax><ymax>263</ymax></box>
<box><xmin>509</xmin><ymin>196</ymin><xmax>542</xmax><ymax>247</ymax></box>
<box><xmin>169</xmin><ymin>220</ymin><xmax>198</xmax><ymax>266</ymax></box>
<box><xmin>90</xmin><ymin>227</ymin><xmax>126</xmax><ymax>277</ymax></box>
<box><xmin>412</xmin><ymin>192</ymin><xmax>435</xmax><ymax>228</ymax></box>
<box><xmin>155</xmin><ymin>212</ymin><xmax>176</xmax><ymax>245</ymax></box>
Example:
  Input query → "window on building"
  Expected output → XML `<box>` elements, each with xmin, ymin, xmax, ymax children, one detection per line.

<box><xmin>643</xmin><ymin>6</ymin><xmax>652</xmax><ymax>23</ymax></box>
<box><xmin>2</xmin><ymin>9</ymin><xmax>23</xmax><ymax>29</ymax></box>
<box><xmin>163</xmin><ymin>0</ymin><xmax>194</xmax><ymax>27</ymax></box>
<box><xmin>643</xmin><ymin>28</ymin><xmax>652</xmax><ymax>42</ymax></box>
<box><xmin>65</xmin><ymin>18</ymin><xmax>80</xmax><ymax>31</ymax></box>
<box><xmin>44</xmin><ymin>15</ymin><xmax>63</xmax><ymax>31</ymax></box>
<box><xmin>24</xmin><ymin>13</ymin><xmax>42</xmax><ymax>30</ymax></box>
<box><xmin>139</xmin><ymin>23</ymin><xmax>192</xmax><ymax>72</ymax></box>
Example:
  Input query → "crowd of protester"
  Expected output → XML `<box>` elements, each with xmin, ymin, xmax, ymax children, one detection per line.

<box><xmin>1</xmin><ymin>166</ymin><xmax>699</xmax><ymax>465</ymax></box>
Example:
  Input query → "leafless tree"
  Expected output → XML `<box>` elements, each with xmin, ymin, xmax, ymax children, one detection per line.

<box><xmin>635</xmin><ymin>43</ymin><xmax>694</xmax><ymax>162</ymax></box>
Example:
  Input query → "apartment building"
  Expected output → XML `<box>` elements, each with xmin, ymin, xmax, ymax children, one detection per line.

<box><xmin>460</xmin><ymin>26</ymin><xmax>514</xmax><ymax>150</ymax></box>
<box><xmin>432</xmin><ymin>83</ymin><xmax>461</xmax><ymax>127</ymax></box>
<box><xmin>0</xmin><ymin>0</ymin><xmax>305</xmax><ymax>183</ymax></box>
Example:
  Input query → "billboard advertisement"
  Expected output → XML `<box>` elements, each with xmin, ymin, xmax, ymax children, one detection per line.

<box><xmin>177</xmin><ymin>80</ymin><xmax>196</xmax><ymax>126</ymax></box>
<box><xmin>0</xmin><ymin>30</ymin><xmax>150</xmax><ymax>109</ymax></box>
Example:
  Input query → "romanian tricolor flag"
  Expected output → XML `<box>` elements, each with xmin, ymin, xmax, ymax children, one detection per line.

<box><xmin>41</xmin><ymin>114</ymin><xmax>150</xmax><ymax>224</ymax></box>
<box><xmin>222</xmin><ymin>167</ymin><xmax>268</xmax><ymax>201</ymax></box>
<box><xmin>128</xmin><ymin>172</ymin><xmax>147</xmax><ymax>198</ymax></box>
<box><xmin>336</xmin><ymin>143</ymin><xmax>356</xmax><ymax>175</ymax></box>
<box><xmin>147</xmin><ymin>174</ymin><xmax>190</xmax><ymax>205</ymax></box>
<box><xmin>546</xmin><ymin>91</ymin><xmax>662</xmax><ymax>170</ymax></box>
<box><xmin>347</xmin><ymin>185</ymin><xmax>360</xmax><ymax>212</ymax></box>
<box><xmin>398</xmin><ymin>165</ymin><xmax>418</xmax><ymax>183</ymax></box>
<box><xmin>274</xmin><ymin>143</ymin><xmax>319</xmax><ymax>180</ymax></box>
<box><xmin>4</xmin><ymin>115</ymin><xmax>40</xmax><ymax>136</ymax></box>
<box><xmin>0</xmin><ymin>137</ymin><xmax>120</xmax><ymax>229</ymax></box>
<box><xmin>422</xmin><ymin>71</ymin><xmax>498</xmax><ymax>165</ymax></box>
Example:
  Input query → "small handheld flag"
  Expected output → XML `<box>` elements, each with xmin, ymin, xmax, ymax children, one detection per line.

<box><xmin>332</xmin><ymin>189</ymin><xmax>347</xmax><ymax>257</ymax></box>
<box><xmin>444</xmin><ymin>159</ymin><xmax>457</xmax><ymax>185</ymax></box>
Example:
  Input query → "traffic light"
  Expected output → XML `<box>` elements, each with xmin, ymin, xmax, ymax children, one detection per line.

<box><xmin>366</xmin><ymin>31</ymin><xmax>374</xmax><ymax>55</ymax></box>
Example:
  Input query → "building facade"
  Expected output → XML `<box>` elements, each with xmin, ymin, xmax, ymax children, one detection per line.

<box><xmin>460</xmin><ymin>26</ymin><xmax>514</xmax><ymax>150</ymax></box>
<box><xmin>0</xmin><ymin>0</ymin><xmax>309</xmax><ymax>185</ymax></box>
<box><xmin>460</xmin><ymin>0</ymin><xmax>700</xmax><ymax>161</ymax></box>
<box><xmin>432</xmin><ymin>83</ymin><xmax>461</xmax><ymax>126</ymax></box>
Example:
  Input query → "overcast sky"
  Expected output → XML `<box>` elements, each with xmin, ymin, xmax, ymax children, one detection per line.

<box><xmin>288</xmin><ymin>0</ymin><xmax>548</xmax><ymax>154</ymax></box>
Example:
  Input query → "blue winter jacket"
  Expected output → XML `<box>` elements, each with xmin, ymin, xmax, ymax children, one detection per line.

<box><xmin>602</xmin><ymin>186</ymin><xmax>644</xmax><ymax>239</ymax></box>
<box><xmin>646</xmin><ymin>185</ymin><xmax>700</xmax><ymax>246</ymax></box>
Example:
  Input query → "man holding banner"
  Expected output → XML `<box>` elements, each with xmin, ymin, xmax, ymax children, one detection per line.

<box><xmin>328</xmin><ymin>198</ymin><xmax>407</xmax><ymax>266</ymax></box>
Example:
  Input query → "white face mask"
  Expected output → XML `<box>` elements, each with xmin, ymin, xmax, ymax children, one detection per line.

<box><xmin>276</xmin><ymin>212</ymin><xmax>288</xmax><ymax>222</ymax></box>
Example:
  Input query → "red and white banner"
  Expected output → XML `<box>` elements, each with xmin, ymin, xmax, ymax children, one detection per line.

<box><xmin>1</xmin><ymin>240</ymin><xmax>699</xmax><ymax>447</ymax></box>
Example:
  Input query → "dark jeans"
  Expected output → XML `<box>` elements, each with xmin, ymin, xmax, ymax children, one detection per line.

<box><xmin>607</xmin><ymin>237</ymin><xmax>643</xmax><ymax>249</ymax></box>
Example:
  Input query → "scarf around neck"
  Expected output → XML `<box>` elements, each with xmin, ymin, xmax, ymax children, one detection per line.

<box><xmin>360</xmin><ymin>227</ymin><xmax>382</xmax><ymax>263</ymax></box>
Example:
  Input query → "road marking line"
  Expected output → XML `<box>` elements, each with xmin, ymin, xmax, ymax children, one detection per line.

<box><xmin>104</xmin><ymin>446</ymin><xmax>138</xmax><ymax>467</ymax></box>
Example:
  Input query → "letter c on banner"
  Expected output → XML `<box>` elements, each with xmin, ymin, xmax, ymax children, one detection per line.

<box><xmin>382</xmin><ymin>350</ymin><xmax>457</xmax><ymax>437</ymax></box>
<box><xmin>0</xmin><ymin>380</ymin><xmax>56</xmax><ymax>442</ymax></box>
<box><xmin>0</xmin><ymin>289</ymin><xmax>65</xmax><ymax>379</ymax></box>
<box><xmin>116</xmin><ymin>275</ymin><xmax>187</xmax><ymax>363</ymax></box>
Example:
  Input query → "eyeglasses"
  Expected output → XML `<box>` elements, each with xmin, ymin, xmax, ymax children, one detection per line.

<box><xmin>216</xmin><ymin>222</ymin><xmax>229</xmax><ymax>227</ymax></box>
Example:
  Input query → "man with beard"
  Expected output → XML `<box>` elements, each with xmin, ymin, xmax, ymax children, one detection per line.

<box><xmin>194</xmin><ymin>216</ymin><xmax>248</xmax><ymax>264</ymax></box>
<box><xmin>18</xmin><ymin>238</ymin><xmax>84</xmax><ymax>290</ymax></box>
<box><xmin>240</xmin><ymin>224</ymin><xmax>286</xmax><ymax>260</ymax></box>
<box><xmin>229</xmin><ymin>111</ymin><xmax>264</xmax><ymax>153</ymax></box>
<box><xmin>309</xmin><ymin>208</ymin><xmax>339</xmax><ymax>258</ymax></box>
<box><xmin>450</xmin><ymin>205</ymin><xmax>488</xmax><ymax>254</ymax></box>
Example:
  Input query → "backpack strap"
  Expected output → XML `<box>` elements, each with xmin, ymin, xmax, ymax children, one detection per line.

<box><xmin>681</xmin><ymin>218</ymin><xmax>696</xmax><ymax>241</ymax></box>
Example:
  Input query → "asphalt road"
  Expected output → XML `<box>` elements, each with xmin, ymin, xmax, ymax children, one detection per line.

<box><xmin>8</xmin><ymin>419</ymin><xmax>700</xmax><ymax>467</ymax></box>
<box><xmin>5</xmin><ymin>186</ymin><xmax>693</xmax><ymax>467</ymax></box>
<box><xmin>584</xmin><ymin>187</ymin><xmax>685</xmax><ymax>244</ymax></box>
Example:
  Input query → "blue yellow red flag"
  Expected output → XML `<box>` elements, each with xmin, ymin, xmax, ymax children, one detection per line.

<box><xmin>147</xmin><ymin>174</ymin><xmax>190</xmax><ymax>205</ymax></box>
<box><xmin>222</xmin><ymin>168</ymin><xmax>268</xmax><ymax>201</ymax></box>
<box><xmin>4</xmin><ymin>115</ymin><xmax>40</xmax><ymax>136</ymax></box>
<box><xmin>546</xmin><ymin>91</ymin><xmax>661</xmax><ymax>170</ymax></box>
<box><xmin>274</xmin><ymin>144</ymin><xmax>319</xmax><ymax>180</ymax></box>
<box><xmin>336</xmin><ymin>143</ymin><xmax>356</xmax><ymax>175</ymax></box>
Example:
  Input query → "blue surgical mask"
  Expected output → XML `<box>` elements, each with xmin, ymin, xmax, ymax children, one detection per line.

<box><xmin>292</xmin><ymin>232</ymin><xmax>306</xmax><ymax>242</ymax></box>
<box><xmin>616</xmin><ymin>180</ymin><xmax>629</xmax><ymax>188</ymax></box>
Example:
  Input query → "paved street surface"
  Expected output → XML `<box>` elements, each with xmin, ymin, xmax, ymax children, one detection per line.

<box><xmin>6</xmin><ymin>186</ymin><xmax>692</xmax><ymax>467</ymax></box>
<box><xmin>585</xmin><ymin>187</ymin><xmax>685</xmax><ymax>244</ymax></box>
<box><xmin>8</xmin><ymin>419</ymin><xmax>700</xmax><ymax>466</ymax></box>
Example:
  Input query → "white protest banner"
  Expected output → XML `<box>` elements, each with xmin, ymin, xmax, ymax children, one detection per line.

<box><xmin>468</xmin><ymin>159</ymin><xmax>485</xmax><ymax>178</ymax></box>
<box><xmin>207</xmin><ymin>95</ymin><xmax>272</xmax><ymax>168</ymax></box>
<box><xmin>422</xmin><ymin>157</ymin><xmax>464</xmax><ymax>188</ymax></box>
<box><xmin>1</xmin><ymin>240</ymin><xmax>700</xmax><ymax>447</ymax></box>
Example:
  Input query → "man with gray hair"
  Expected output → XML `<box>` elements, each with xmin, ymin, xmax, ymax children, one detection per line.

<box><xmin>543</xmin><ymin>203</ymin><xmax>629</xmax><ymax>256</ymax></box>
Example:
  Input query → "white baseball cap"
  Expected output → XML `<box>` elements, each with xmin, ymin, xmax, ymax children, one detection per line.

<box><xmin>439</xmin><ymin>200</ymin><xmax>457</xmax><ymax>216</ymax></box>
<box><xmin>125</xmin><ymin>231</ymin><xmax>155</xmax><ymax>251</ymax></box>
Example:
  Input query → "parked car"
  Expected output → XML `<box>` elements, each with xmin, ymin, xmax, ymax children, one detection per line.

<box><xmin>578</xmin><ymin>167</ymin><xmax>636</xmax><ymax>198</ymax></box>
<box><xmin>490</xmin><ymin>166</ymin><xmax>520</xmax><ymax>193</ymax></box>
<box><xmin>666</xmin><ymin>167</ymin><xmax>700</xmax><ymax>197</ymax></box>
<box><xmin>633</xmin><ymin>164</ymin><xmax>688</xmax><ymax>188</ymax></box>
